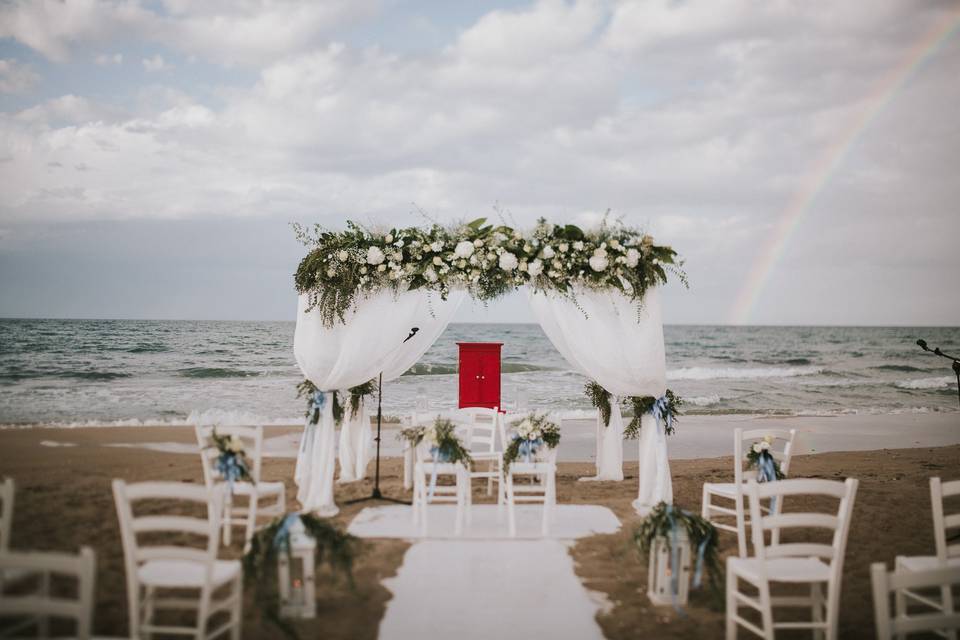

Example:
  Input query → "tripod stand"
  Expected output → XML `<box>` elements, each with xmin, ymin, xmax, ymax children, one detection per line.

<box><xmin>916</xmin><ymin>339</ymin><xmax>960</xmax><ymax>409</ymax></box>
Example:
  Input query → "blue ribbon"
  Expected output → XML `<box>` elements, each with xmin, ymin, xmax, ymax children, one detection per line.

<box><xmin>649</xmin><ymin>394</ymin><xmax>673</xmax><ymax>434</ymax></box>
<box><xmin>517</xmin><ymin>438</ymin><xmax>543</xmax><ymax>463</ymax></box>
<box><xmin>757</xmin><ymin>450</ymin><xmax>779</xmax><ymax>510</ymax></box>
<box><xmin>216</xmin><ymin>451</ymin><xmax>248</xmax><ymax>492</ymax></box>
<box><xmin>427</xmin><ymin>446</ymin><xmax>452</xmax><ymax>500</ymax></box>
<box><xmin>308</xmin><ymin>391</ymin><xmax>326</xmax><ymax>425</ymax></box>
<box><xmin>272</xmin><ymin>513</ymin><xmax>301</xmax><ymax>554</ymax></box>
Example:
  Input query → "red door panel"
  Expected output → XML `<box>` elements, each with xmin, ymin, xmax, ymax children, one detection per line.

<box><xmin>457</xmin><ymin>342</ymin><xmax>502</xmax><ymax>410</ymax></box>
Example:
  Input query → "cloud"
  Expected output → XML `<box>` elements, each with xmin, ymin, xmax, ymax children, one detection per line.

<box><xmin>142</xmin><ymin>54</ymin><xmax>172</xmax><ymax>72</ymax></box>
<box><xmin>0</xmin><ymin>58</ymin><xmax>39</xmax><ymax>93</ymax></box>
<box><xmin>95</xmin><ymin>52</ymin><xmax>123</xmax><ymax>65</ymax></box>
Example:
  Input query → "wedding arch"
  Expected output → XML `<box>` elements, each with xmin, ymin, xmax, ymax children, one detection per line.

<box><xmin>290</xmin><ymin>217</ymin><xmax>685</xmax><ymax>516</ymax></box>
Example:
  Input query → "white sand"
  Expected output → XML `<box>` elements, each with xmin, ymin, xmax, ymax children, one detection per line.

<box><xmin>351</xmin><ymin>504</ymin><xmax>620</xmax><ymax>640</ymax></box>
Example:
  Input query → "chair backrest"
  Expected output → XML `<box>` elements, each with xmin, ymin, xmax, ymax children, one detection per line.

<box><xmin>0</xmin><ymin>477</ymin><xmax>13</xmax><ymax>551</ymax></box>
<box><xmin>931</xmin><ymin>477</ymin><xmax>960</xmax><ymax>562</ymax></box>
<box><xmin>112</xmin><ymin>480</ymin><xmax>223</xmax><ymax>573</ymax></box>
<box><xmin>0</xmin><ymin>546</ymin><xmax>96</xmax><ymax>639</ymax></box>
<box><xmin>747</xmin><ymin>477</ymin><xmax>858</xmax><ymax>587</ymax></box>
<box><xmin>734</xmin><ymin>428</ymin><xmax>797</xmax><ymax>485</ymax></box>
<box><xmin>871</xmin><ymin>561</ymin><xmax>960</xmax><ymax>640</ymax></box>
<box><xmin>195</xmin><ymin>424</ymin><xmax>264</xmax><ymax>485</ymax></box>
<box><xmin>454</xmin><ymin>407</ymin><xmax>502</xmax><ymax>454</ymax></box>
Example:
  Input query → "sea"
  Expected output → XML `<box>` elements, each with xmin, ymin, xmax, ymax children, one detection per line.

<box><xmin>0</xmin><ymin>319</ymin><xmax>958</xmax><ymax>427</ymax></box>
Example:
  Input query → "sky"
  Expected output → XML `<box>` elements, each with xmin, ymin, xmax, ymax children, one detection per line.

<box><xmin>0</xmin><ymin>0</ymin><xmax>958</xmax><ymax>325</ymax></box>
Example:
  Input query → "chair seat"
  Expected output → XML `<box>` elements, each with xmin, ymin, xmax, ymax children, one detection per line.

<box><xmin>897</xmin><ymin>555</ymin><xmax>960</xmax><ymax>572</ymax></box>
<box><xmin>137</xmin><ymin>559</ymin><xmax>241</xmax><ymax>589</ymax></box>
<box><xmin>224</xmin><ymin>481</ymin><xmax>284</xmax><ymax>497</ymax></box>
<box><xmin>729</xmin><ymin>556</ymin><xmax>831</xmax><ymax>584</ymax></box>
<box><xmin>471</xmin><ymin>452</ymin><xmax>502</xmax><ymax>462</ymax></box>
<box><xmin>704</xmin><ymin>482</ymin><xmax>741</xmax><ymax>497</ymax></box>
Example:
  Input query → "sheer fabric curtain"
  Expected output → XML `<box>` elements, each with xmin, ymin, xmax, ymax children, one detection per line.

<box><xmin>293</xmin><ymin>288</ymin><xmax>465</xmax><ymax>515</ymax></box>
<box><xmin>528</xmin><ymin>287</ymin><xmax>670</xmax><ymax>507</ymax></box>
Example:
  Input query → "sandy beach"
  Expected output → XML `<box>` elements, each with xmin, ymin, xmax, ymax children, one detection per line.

<box><xmin>1</xmin><ymin>412</ymin><xmax>957</xmax><ymax>638</ymax></box>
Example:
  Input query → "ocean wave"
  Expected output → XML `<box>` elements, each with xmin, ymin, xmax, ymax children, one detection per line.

<box><xmin>402</xmin><ymin>363</ymin><xmax>550</xmax><ymax>376</ymax></box>
<box><xmin>871</xmin><ymin>364</ymin><xmax>926</xmax><ymax>372</ymax></box>
<box><xmin>666</xmin><ymin>366</ymin><xmax>822</xmax><ymax>381</ymax></box>
<box><xmin>0</xmin><ymin>370</ymin><xmax>132</xmax><ymax>382</ymax></box>
<box><xmin>685</xmin><ymin>394</ymin><xmax>722</xmax><ymax>407</ymax></box>
<box><xmin>178</xmin><ymin>367</ymin><xmax>259</xmax><ymax>379</ymax></box>
<box><xmin>894</xmin><ymin>376</ymin><xmax>957</xmax><ymax>390</ymax></box>
<box><xmin>126</xmin><ymin>343</ymin><xmax>170</xmax><ymax>353</ymax></box>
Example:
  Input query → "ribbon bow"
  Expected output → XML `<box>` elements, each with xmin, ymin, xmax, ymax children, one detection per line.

<box><xmin>518</xmin><ymin>438</ymin><xmax>542</xmax><ymax>463</ymax></box>
<box><xmin>757</xmin><ymin>451</ymin><xmax>779</xmax><ymax>484</ymax></box>
<box><xmin>309</xmin><ymin>391</ymin><xmax>326</xmax><ymax>425</ymax></box>
<box><xmin>216</xmin><ymin>451</ymin><xmax>248</xmax><ymax>491</ymax></box>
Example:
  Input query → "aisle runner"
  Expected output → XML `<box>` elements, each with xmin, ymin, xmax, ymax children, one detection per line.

<box><xmin>349</xmin><ymin>505</ymin><xmax>621</xmax><ymax>640</ymax></box>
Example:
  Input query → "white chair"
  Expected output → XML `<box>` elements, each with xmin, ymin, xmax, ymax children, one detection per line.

<box><xmin>195</xmin><ymin>425</ymin><xmax>286</xmax><ymax>549</ymax></box>
<box><xmin>726</xmin><ymin>477</ymin><xmax>858</xmax><ymax>640</ymax></box>
<box><xmin>454</xmin><ymin>407</ymin><xmax>506</xmax><ymax>503</ymax></box>
<box><xmin>403</xmin><ymin>411</ymin><xmax>441</xmax><ymax>491</ymax></box>
<box><xmin>872</xmin><ymin>561</ymin><xmax>960</xmax><ymax>640</ymax></box>
<box><xmin>112</xmin><ymin>480</ymin><xmax>243</xmax><ymax>640</ymax></box>
<box><xmin>894</xmin><ymin>477</ymin><xmax>960</xmax><ymax>638</ymax></box>
<box><xmin>0</xmin><ymin>547</ymin><xmax>96</xmax><ymax>639</ymax></box>
<box><xmin>504</xmin><ymin>445</ymin><xmax>558</xmax><ymax>538</ymax></box>
<box><xmin>0</xmin><ymin>477</ymin><xmax>13</xmax><ymax>552</ymax></box>
<box><xmin>702</xmin><ymin>428</ymin><xmax>797</xmax><ymax>557</ymax></box>
<box><xmin>411</xmin><ymin>441</ymin><xmax>470</xmax><ymax>537</ymax></box>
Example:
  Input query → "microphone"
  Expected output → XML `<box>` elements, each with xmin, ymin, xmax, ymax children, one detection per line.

<box><xmin>916</xmin><ymin>339</ymin><xmax>928</xmax><ymax>351</ymax></box>
<box><xmin>403</xmin><ymin>327</ymin><xmax>420</xmax><ymax>343</ymax></box>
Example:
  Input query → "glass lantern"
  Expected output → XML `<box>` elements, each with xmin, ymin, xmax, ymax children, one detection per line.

<box><xmin>277</xmin><ymin>518</ymin><xmax>317</xmax><ymax>618</ymax></box>
<box><xmin>647</xmin><ymin>529</ymin><xmax>692</xmax><ymax>606</ymax></box>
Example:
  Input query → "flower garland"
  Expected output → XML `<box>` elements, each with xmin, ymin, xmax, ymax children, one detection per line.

<box><xmin>296</xmin><ymin>378</ymin><xmax>377</xmax><ymax>426</ymax></box>
<box><xmin>243</xmin><ymin>512</ymin><xmax>358</xmax><ymax>639</ymax></box>
<box><xmin>746</xmin><ymin>436</ymin><xmax>785</xmax><ymax>481</ymax></box>
<box><xmin>503</xmin><ymin>413</ymin><xmax>561</xmax><ymax>472</ymax></box>
<box><xmin>583</xmin><ymin>383</ymin><xmax>682</xmax><ymax>438</ymax></box>
<box><xmin>634</xmin><ymin>501</ymin><xmax>722</xmax><ymax>603</ymax></box>
<box><xmin>294</xmin><ymin>217</ymin><xmax>684</xmax><ymax>327</ymax></box>
<box><xmin>210</xmin><ymin>429</ymin><xmax>254</xmax><ymax>485</ymax></box>
<box><xmin>399</xmin><ymin>418</ymin><xmax>473</xmax><ymax>467</ymax></box>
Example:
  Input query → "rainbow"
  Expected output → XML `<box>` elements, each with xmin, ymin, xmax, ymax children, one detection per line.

<box><xmin>728</xmin><ymin>9</ymin><xmax>960</xmax><ymax>325</ymax></box>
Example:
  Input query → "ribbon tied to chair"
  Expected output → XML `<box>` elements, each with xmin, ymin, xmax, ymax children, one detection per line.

<box><xmin>518</xmin><ymin>438</ymin><xmax>543</xmax><ymax>463</ymax></box>
<box><xmin>272</xmin><ymin>513</ymin><xmax>302</xmax><ymax>553</ymax></box>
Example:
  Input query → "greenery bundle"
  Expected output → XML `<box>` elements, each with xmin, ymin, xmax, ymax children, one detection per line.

<box><xmin>503</xmin><ymin>413</ymin><xmax>561</xmax><ymax>472</ymax></box>
<box><xmin>210</xmin><ymin>429</ymin><xmax>254</xmax><ymax>483</ymax></box>
<box><xmin>294</xmin><ymin>216</ymin><xmax>684</xmax><ymax>327</ymax></box>
<box><xmin>399</xmin><ymin>418</ymin><xmax>473</xmax><ymax>467</ymax></box>
<box><xmin>243</xmin><ymin>513</ymin><xmax>359</xmax><ymax>639</ymax></box>
<box><xmin>634</xmin><ymin>501</ymin><xmax>722</xmax><ymax>600</ymax></box>
<box><xmin>745</xmin><ymin>436</ymin><xmax>786</xmax><ymax>480</ymax></box>
<box><xmin>296</xmin><ymin>378</ymin><xmax>377</xmax><ymax>426</ymax></box>
<box><xmin>584</xmin><ymin>381</ymin><xmax>613</xmax><ymax>427</ymax></box>
<box><xmin>583</xmin><ymin>383</ymin><xmax>683</xmax><ymax>438</ymax></box>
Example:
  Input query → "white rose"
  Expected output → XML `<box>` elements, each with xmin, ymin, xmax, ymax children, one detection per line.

<box><xmin>523</xmin><ymin>244</ymin><xmax>533</xmax><ymax>253</ymax></box>
<box><xmin>424</xmin><ymin>268</ymin><xmax>438</xmax><ymax>283</ymax></box>
<box><xmin>366</xmin><ymin>246</ymin><xmax>385</xmax><ymax>265</ymax></box>
<box><xmin>518</xmin><ymin>261</ymin><xmax>528</xmax><ymax>272</ymax></box>
<box><xmin>499</xmin><ymin>252</ymin><xmax>518</xmax><ymax>271</ymax></box>
<box><xmin>385</xmin><ymin>234</ymin><xmax>394</xmax><ymax>243</ymax></box>
<box><xmin>573</xmin><ymin>241</ymin><xmax>584</xmax><ymax>251</ymax></box>
<box><xmin>626</xmin><ymin>248</ymin><xmax>640</xmax><ymax>267</ymax></box>
<box><xmin>610</xmin><ymin>239</ymin><xmax>621</xmax><ymax>249</ymax></box>
<box><xmin>326</xmin><ymin>268</ymin><xmax>335</xmax><ymax>277</ymax></box>
<box><xmin>377</xmin><ymin>264</ymin><xmax>386</xmax><ymax>272</ymax></box>
<box><xmin>228</xmin><ymin>436</ymin><xmax>244</xmax><ymax>453</ymax></box>
<box><xmin>752</xmin><ymin>443</ymin><xmax>762</xmax><ymax>454</ymax></box>
<box><xmin>559</xmin><ymin>243</ymin><xmax>569</xmax><ymax>253</ymax></box>
<box><xmin>589</xmin><ymin>254</ymin><xmax>609</xmax><ymax>272</ymax></box>
<box><xmin>473</xmin><ymin>239</ymin><xmax>483</xmax><ymax>247</ymax></box>
<box><xmin>433</xmin><ymin>256</ymin><xmax>443</xmax><ymax>266</ymax></box>
<box><xmin>542</xmin><ymin>246</ymin><xmax>555</xmax><ymax>259</ymax></box>
<box><xmin>337</xmin><ymin>250</ymin><xmax>349</xmax><ymax>261</ymax></box>
<box><xmin>430</xmin><ymin>241</ymin><xmax>443</xmax><ymax>252</ymax></box>
<box><xmin>454</xmin><ymin>241</ymin><xmax>475</xmax><ymax>258</ymax></box>
<box><xmin>527</xmin><ymin>259</ymin><xmax>543</xmax><ymax>276</ymax></box>
<box><xmin>760</xmin><ymin>441</ymin><xmax>771</xmax><ymax>451</ymax></box>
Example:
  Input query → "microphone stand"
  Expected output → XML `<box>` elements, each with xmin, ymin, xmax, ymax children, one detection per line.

<box><xmin>345</xmin><ymin>327</ymin><xmax>419</xmax><ymax>506</ymax></box>
<box><xmin>916</xmin><ymin>339</ymin><xmax>960</xmax><ymax>409</ymax></box>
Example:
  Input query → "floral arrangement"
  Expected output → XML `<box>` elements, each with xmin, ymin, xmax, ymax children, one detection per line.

<box><xmin>294</xmin><ymin>216</ymin><xmax>684</xmax><ymax>327</ymax></box>
<box><xmin>745</xmin><ymin>436</ymin><xmax>785</xmax><ymax>481</ymax></box>
<box><xmin>243</xmin><ymin>512</ymin><xmax>358</xmax><ymax>638</ymax></box>
<box><xmin>399</xmin><ymin>418</ymin><xmax>473</xmax><ymax>467</ymax></box>
<box><xmin>584</xmin><ymin>382</ymin><xmax>682</xmax><ymax>438</ymax></box>
<box><xmin>296</xmin><ymin>378</ymin><xmax>377</xmax><ymax>426</ymax></box>
<box><xmin>634</xmin><ymin>502</ymin><xmax>721</xmax><ymax>601</ymax></box>
<box><xmin>503</xmin><ymin>413</ymin><xmax>561</xmax><ymax>472</ymax></box>
<box><xmin>210</xmin><ymin>429</ymin><xmax>254</xmax><ymax>485</ymax></box>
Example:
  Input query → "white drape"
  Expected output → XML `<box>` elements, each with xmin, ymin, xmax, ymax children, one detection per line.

<box><xmin>338</xmin><ymin>398</ymin><xmax>371</xmax><ymax>483</ymax></box>
<box><xmin>528</xmin><ymin>287</ymin><xmax>670</xmax><ymax>506</ymax></box>
<box><xmin>293</xmin><ymin>288</ymin><xmax>465</xmax><ymax>515</ymax></box>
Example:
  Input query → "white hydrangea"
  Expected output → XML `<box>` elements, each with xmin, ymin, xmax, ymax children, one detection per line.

<box><xmin>337</xmin><ymin>250</ymin><xmax>349</xmax><ymax>261</ymax></box>
<box><xmin>430</xmin><ymin>241</ymin><xmax>443</xmax><ymax>252</ymax></box>
<box><xmin>752</xmin><ymin>442</ymin><xmax>763</xmax><ymax>454</ymax></box>
<box><xmin>366</xmin><ymin>246</ymin><xmax>385</xmax><ymax>265</ymax></box>
<box><xmin>626</xmin><ymin>248</ymin><xmax>640</xmax><ymax>267</ymax></box>
<box><xmin>559</xmin><ymin>243</ymin><xmax>569</xmax><ymax>253</ymax></box>
<box><xmin>326</xmin><ymin>268</ymin><xmax>336</xmax><ymax>277</ymax></box>
<box><xmin>499</xmin><ymin>252</ymin><xmax>518</xmax><ymax>271</ymax></box>
<box><xmin>589</xmin><ymin>248</ymin><xmax>609</xmax><ymax>272</ymax></box>
<box><xmin>573</xmin><ymin>241</ymin><xmax>584</xmax><ymax>251</ymax></box>
<box><xmin>516</xmin><ymin>419</ymin><xmax>540</xmax><ymax>441</ymax></box>
<box><xmin>527</xmin><ymin>259</ymin><xmax>543</xmax><ymax>276</ymax></box>
<box><xmin>542</xmin><ymin>246</ymin><xmax>555</xmax><ymax>259</ymax></box>
<box><xmin>424</xmin><ymin>268</ymin><xmax>438</xmax><ymax>283</ymax></box>
<box><xmin>454</xmin><ymin>241</ymin><xmax>475</xmax><ymax>258</ymax></box>
<box><xmin>377</xmin><ymin>264</ymin><xmax>386</xmax><ymax>272</ymax></box>
<box><xmin>473</xmin><ymin>239</ymin><xmax>483</xmax><ymax>247</ymax></box>
<box><xmin>433</xmin><ymin>256</ymin><xmax>443</xmax><ymax>266</ymax></box>
<box><xmin>385</xmin><ymin>234</ymin><xmax>394</xmax><ymax>243</ymax></box>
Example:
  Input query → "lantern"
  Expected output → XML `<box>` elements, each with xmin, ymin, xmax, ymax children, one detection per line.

<box><xmin>647</xmin><ymin>529</ymin><xmax>692</xmax><ymax>607</ymax></box>
<box><xmin>277</xmin><ymin>518</ymin><xmax>317</xmax><ymax>618</ymax></box>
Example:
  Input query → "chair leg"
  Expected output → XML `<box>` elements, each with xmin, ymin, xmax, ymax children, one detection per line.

<box><xmin>725</xmin><ymin>568</ymin><xmax>737</xmax><ymax>640</ymax></box>
<box><xmin>735</xmin><ymin>493</ymin><xmax>747</xmax><ymax>558</ymax></box>
<box><xmin>812</xmin><ymin>582</ymin><xmax>825</xmax><ymax>640</ymax></box>
<box><xmin>506</xmin><ymin>473</ymin><xmax>516</xmax><ymax>538</ymax></box>
<box><xmin>758</xmin><ymin>580</ymin><xmax>774</xmax><ymax>640</ymax></box>
<box><xmin>454</xmin><ymin>473</ymin><xmax>464</xmax><ymax>537</ymax></box>
<box><xmin>701</xmin><ymin>484</ymin><xmax>710</xmax><ymax>519</ymax></box>
<box><xmin>143</xmin><ymin>585</ymin><xmax>156</xmax><ymax>640</ymax></box>
<box><xmin>230</xmin><ymin>574</ymin><xmax>242</xmax><ymax>640</ymax></box>
<box><xmin>244</xmin><ymin>491</ymin><xmax>258</xmax><ymax>553</ymax></box>
<box><xmin>222</xmin><ymin>493</ymin><xmax>233</xmax><ymax>547</ymax></box>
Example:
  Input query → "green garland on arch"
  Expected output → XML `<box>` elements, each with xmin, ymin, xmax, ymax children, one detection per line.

<box><xmin>296</xmin><ymin>379</ymin><xmax>378</xmax><ymax>426</ymax></box>
<box><xmin>584</xmin><ymin>382</ymin><xmax>683</xmax><ymax>438</ymax></box>
<box><xmin>294</xmin><ymin>216</ymin><xmax>685</xmax><ymax>327</ymax></box>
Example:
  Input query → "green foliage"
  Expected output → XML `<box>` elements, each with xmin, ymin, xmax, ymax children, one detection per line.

<box><xmin>296</xmin><ymin>379</ymin><xmax>364</xmax><ymax>426</ymax></box>
<box><xmin>348</xmin><ymin>379</ymin><xmax>377</xmax><ymax>419</ymax></box>
<box><xmin>398</xmin><ymin>418</ymin><xmax>473</xmax><ymax>467</ymax></box>
<box><xmin>502</xmin><ymin>413</ymin><xmax>561</xmax><ymax>472</ymax></box>
<box><xmin>634</xmin><ymin>501</ymin><xmax>722</xmax><ymax>602</ymax></box>
<box><xmin>294</xmin><ymin>217</ymin><xmax>685</xmax><ymax>327</ymax></box>
<box><xmin>585</xmin><ymin>381</ymin><xmax>613</xmax><ymax>427</ymax></box>
<box><xmin>209</xmin><ymin>429</ymin><xmax>255</xmax><ymax>483</ymax></box>
<box><xmin>243</xmin><ymin>513</ymin><xmax>359</xmax><ymax>639</ymax></box>
<box><xmin>623</xmin><ymin>389</ymin><xmax>683</xmax><ymax>439</ymax></box>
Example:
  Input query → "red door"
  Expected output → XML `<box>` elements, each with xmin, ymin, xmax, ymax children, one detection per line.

<box><xmin>458</xmin><ymin>342</ymin><xmax>502</xmax><ymax>410</ymax></box>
